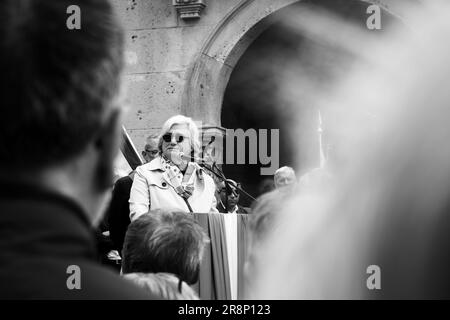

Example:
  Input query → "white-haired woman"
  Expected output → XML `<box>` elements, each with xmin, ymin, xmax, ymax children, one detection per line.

<box><xmin>129</xmin><ymin>115</ymin><xmax>218</xmax><ymax>220</ymax></box>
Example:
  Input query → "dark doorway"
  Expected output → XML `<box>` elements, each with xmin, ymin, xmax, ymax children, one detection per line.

<box><xmin>221</xmin><ymin>0</ymin><xmax>404</xmax><ymax>206</ymax></box>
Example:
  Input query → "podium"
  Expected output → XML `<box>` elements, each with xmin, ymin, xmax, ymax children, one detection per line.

<box><xmin>191</xmin><ymin>213</ymin><xmax>249</xmax><ymax>300</ymax></box>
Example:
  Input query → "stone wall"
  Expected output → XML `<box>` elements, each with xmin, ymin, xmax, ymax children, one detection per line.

<box><xmin>111</xmin><ymin>0</ymin><xmax>242</xmax><ymax>153</ymax></box>
<box><xmin>111</xmin><ymin>0</ymin><xmax>420</xmax><ymax>155</ymax></box>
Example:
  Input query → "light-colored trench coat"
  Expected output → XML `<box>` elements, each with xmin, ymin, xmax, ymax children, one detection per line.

<box><xmin>129</xmin><ymin>156</ymin><xmax>218</xmax><ymax>220</ymax></box>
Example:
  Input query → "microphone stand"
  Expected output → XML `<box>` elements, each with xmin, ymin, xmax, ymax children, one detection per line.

<box><xmin>196</xmin><ymin>160</ymin><xmax>257</xmax><ymax>203</ymax></box>
<box><xmin>179</xmin><ymin>152</ymin><xmax>257</xmax><ymax>203</ymax></box>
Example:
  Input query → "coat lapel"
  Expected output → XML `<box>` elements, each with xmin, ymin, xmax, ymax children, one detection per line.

<box><xmin>162</xmin><ymin>170</ymin><xmax>175</xmax><ymax>188</ymax></box>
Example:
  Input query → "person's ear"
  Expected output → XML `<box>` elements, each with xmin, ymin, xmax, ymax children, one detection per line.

<box><xmin>94</xmin><ymin>108</ymin><xmax>122</xmax><ymax>190</ymax></box>
<box><xmin>141</xmin><ymin>151</ymin><xmax>146</xmax><ymax>158</ymax></box>
<box><xmin>95</xmin><ymin>108</ymin><xmax>122</xmax><ymax>154</ymax></box>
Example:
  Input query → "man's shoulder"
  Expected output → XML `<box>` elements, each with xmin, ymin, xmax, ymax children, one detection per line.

<box><xmin>115</xmin><ymin>175</ymin><xmax>133</xmax><ymax>188</ymax></box>
<box><xmin>70</xmin><ymin>262</ymin><xmax>161</xmax><ymax>299</ymax></box>
<box><xmin>0</xmin><ymin>257</ymin><xmax>160</xmax><ymax>300</ymax></box>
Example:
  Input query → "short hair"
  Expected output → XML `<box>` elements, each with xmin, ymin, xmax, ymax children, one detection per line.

<box><xmin>0</xmin><ymin>0</ymin><xmax>124</xmax><ymax>170</ymax></box>
<box><xmin>122</xmin><ymin>210</ymin><xmax>209</xmax><ymax>284</ymax></box>
<box><xmin>157</xmin><ymin>115</ymin><xmax>201</xmax><ymax>158</ymax></box>
<box><xmin>225</xmin><ymin>179</ymin><xmax>241</xmax><ymax>196</ymax></box>
<box><xmin>274</xmin><ymin>166</ymin><xmax>296</xmax><ymax>178</ymax></box>
<box><xmin>145</xmin><ymin>134</ymin><xmax>159</xmax><ymax>147</ymax></box>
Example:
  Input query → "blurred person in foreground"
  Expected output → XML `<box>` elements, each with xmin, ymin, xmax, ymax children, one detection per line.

<box><xmin>129</xmin><ymin>115</ymin><xmax>218</xmax><ymax>220</ymax></box>
<box><xmin>0</xmin><ymin>0</ymin><xmax>157</xmax><ymax>299</ymax></box>
<box><xmin>298</xmin><ymin>142</ymin><xmax>341</xmax><ymax>195</ymax></box>
<box><xmin>258</xmin><ymin>178</ymin><xmax>275</xmax><ymax>196</ymax></box>
<box><xmin>249</xmin><ymin>1</ymin><xmax>450</xmax><ymax>299</ymax></box>
<box><xmin>121</xmin><ymin>210</ymin><xmax>209</xmax><ymax>299</ymax></box>
<box><xmin>243</xmin><ymin>187</ymin><xmax>294</xmax><ymax>298</ymax></box>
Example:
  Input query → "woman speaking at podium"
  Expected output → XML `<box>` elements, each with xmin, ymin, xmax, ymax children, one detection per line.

<box><xmin>129</xmin><ymin>115</ymin><xmax>218</xmax><ymax>220</ymax></box>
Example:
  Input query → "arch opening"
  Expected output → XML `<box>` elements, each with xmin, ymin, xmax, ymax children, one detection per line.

<box><xmin>220</xmin><ymin>0</ymin><xmax>407</xmax><ymax>204</ymax></box>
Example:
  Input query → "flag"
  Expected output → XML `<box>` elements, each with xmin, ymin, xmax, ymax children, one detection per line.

<box><xmin>120</xmin><ymin>126</ymin><xmax>143</xmax><ymax>170</ymax></box>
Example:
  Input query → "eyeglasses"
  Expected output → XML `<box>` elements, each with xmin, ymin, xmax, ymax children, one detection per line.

<box><xmin>162</xmin><ymin>133</ymin><xmax>189</xmax><ymax>143</ymax></box>
<box><xmin>144</xmin><ymin>149</ymin><xmax>159</xmax><ymax>155</ymax></box>
<box><xmin>220</xmin><ymin>185</ymin><xmax>240</xmax><ymax>197</ymax></box>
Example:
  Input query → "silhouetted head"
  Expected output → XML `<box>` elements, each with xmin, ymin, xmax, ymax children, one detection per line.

<box><xmin>122</xmin><ymin>210</ymin><xmax>209</xmax><ymax>285</ymax></box>
<box><xmin>0</xmin><ymin>0</ymin><xmax>125</xmax><ymax>224</ymax></box>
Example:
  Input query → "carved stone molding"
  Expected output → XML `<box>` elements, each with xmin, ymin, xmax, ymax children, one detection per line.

<box><xmin>172</xmin><ymin>0</ymin><xmax>206</xmax><ymax>20</ymax></box>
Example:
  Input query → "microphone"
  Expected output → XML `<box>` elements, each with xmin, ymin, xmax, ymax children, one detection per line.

<box><xmin>181</xmin><ymin>152</ymin><xmax>256</xmax><ymax>202</ymax></box>
<box><xmin>180</xmin><ymin>153</ymin><xmax>209</xmax><ymax>165</ymax></box>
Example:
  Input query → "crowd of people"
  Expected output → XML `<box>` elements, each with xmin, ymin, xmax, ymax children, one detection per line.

<box><xmin>0</xmin><ymin>0</ymin><xmax>299</xmax><ymax>299</ymax></box>
<box><xmin>2</xmin><ymin>0</ymin><xmax>449</xmax><ymax>301</ymax></box>
<box><xmin>0</xmin><ymin>0</ymin><xmax>154</xmax><ymax>299</ymax></box>
<box><xmin>97</xmin><ymin>113</ymin><xmax>302</xmax><ymax>278</ymax></box>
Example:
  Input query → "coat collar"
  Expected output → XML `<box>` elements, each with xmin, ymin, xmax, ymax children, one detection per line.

<box><xmin>145</xmin><ymin>156</ymin><xmax>165</xmax><ymax>171</ymax></box>
<box><xmin>144</xmin><ymin>156</ymin><xmax>176</xmax><ymax>188</ymax></box>
<box><xmin>143</xmin><ymin>156</ymin><xmax>205</xmax><ymax>188</ymax></box>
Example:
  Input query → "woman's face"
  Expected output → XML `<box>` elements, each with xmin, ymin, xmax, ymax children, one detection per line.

<box><xmin>161</xmin><ymin>124</ymin><xmax>192</xmax><ymax>164</ymax></box>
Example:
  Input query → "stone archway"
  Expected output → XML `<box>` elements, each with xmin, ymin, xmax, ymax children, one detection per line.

<box><xmin>182</xmin><ymin>0</ymin><xmax>411</xmax><ymax>127</ymax></box>
<box><xmin>181</xmin><ymin>0</ymin><xmax>415</xmax><ymax>170</ymax></box>
<box><xmin>219</xmin><ymin>0</ymin><xmax>412</xmax><ymax>201</ymax></box>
